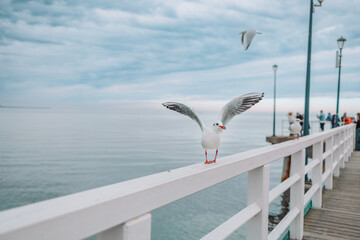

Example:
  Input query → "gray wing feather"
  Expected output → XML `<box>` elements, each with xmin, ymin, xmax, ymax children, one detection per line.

<box><xmin>219</xmin><ymin>92</ymin><xmax>264</xmax><ymax>126</ymax></box>
<box><xmin>240</xmin><ymin>31</ymin><xmax>245</xmax><ymax>46</ymax></box>
<box><xmin>162</xmin><ymin>102</ymin><xmax>204</xmax><ymax>131</ymax></box>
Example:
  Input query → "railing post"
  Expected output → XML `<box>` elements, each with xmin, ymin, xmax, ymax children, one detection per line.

<box><xmin>352</xmin><ymin>125</ymin><xmax>355</xmax><ymax>152</ymax></box>
<box><xmin>325</xmin><ymin>136</ymin><xmax>333</xmax><ymax>189</ymax></box>
<box><xmin>347</xmin><ymin>127</ymin><xmax>352</xmax><ymax>160</ymax></box>
<box><xmin>333</xmin><ymin>133</ymin><xmax>340</xmax><ymax>177</ymax></box>
<box><xmin>354</xmin><ymin>125</ymin><xmax>357</xmax><ymax>151</ymax></box>
<box><xmin>98</xmin><ymin>214</ymin><xmax>151</xmax><ymax>240</ymax></box>
<box><xmin>353</xmin><ymin>125</ymin><xmax>357</xmax><ymax>151</ymax></box>
<box><xmin>345</xmin><ymin>128</ymin><xmax>350</xmax><ymax>162</ymax></box>
<box><xmin>349</xmin><ymin>127</ymin><xmax>351</xmax><ymax>152</ymax></box>
<box><xmin>312</xmin><ymin>141</ymin><xmax>323</xmax><ymax>208</ymax></box>
<box><xmin>290</xmin><ymin>149</ymin><xmax>305</xmax><ymax>240</ymax></box>
<box><xmin>340</xmin><ymin>130</ymin><xmax>345</xmax><ymax>169</ymax></box>
<box><xmin>247</xmin><ymin>164</ymin><xmax>269</xmax><ymax>240</ymax></box>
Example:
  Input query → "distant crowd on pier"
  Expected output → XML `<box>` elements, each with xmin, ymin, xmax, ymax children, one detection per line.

<box><xmin>287</xmin><ymin>111</ymin><xmax>360</xmax><ymax>137</ymax></box>
<box><xmin>316</xmin><ymin>110</ymin><xmax>357</xmax><ymax>129</ymax></box>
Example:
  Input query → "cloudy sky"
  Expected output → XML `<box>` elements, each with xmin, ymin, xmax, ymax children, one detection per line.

<box><xmin>1</xmin><ymin>0</ymin><xmax>359</xmax><ymax>112</ymax></box>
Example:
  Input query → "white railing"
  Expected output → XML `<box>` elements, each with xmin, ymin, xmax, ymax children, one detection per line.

<box><xmin>0</xmin><ymin>124</ymin><xmax>356</xmax><ymax>240</ymax></box>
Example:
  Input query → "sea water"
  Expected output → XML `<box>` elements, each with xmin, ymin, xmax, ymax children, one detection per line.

<box><xmin>0</xmin><ymin>107</ymin><xmax>325</xmax><ymax>239</ymax></box>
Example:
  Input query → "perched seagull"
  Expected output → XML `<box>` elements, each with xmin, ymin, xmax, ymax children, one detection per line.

<box><xmin>162</xmin><ymin>92</ymin><xmax>264</xmax><ymax>164</ymax></box>
<box><xmin>289</xmin><ymin>119</ymin><xmax>302</xmax><ymax>138</ymax></box>
<box><xmin>240</xmin><ymin>29</ymin><xmax>262</xmax><ymax>50</ymax></box>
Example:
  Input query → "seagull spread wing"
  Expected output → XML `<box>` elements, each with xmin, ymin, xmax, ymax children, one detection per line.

<box><xmin>240</xmin><ymin>31</ymin><xmax>245</xmax><ymax>46</ymax></box>
<box><xmin>162</xmin><ymin>102</ymin><xmax>204</xmax><ymax>131</ymax></box>
<box><xmin>219</xmin><ymin>92</ymin><xmax>264</xmax><ymax>126</ymax></box>
<box><xmin>241</xmin><ymin>29</ymin><xmax>261</xmax><ymax>50</ymax></box>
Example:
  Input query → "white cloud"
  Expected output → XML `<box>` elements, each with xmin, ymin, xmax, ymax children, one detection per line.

<box><xmin>315</xmin><ymin>25</ymin><xmax>338</xmax><ymax>36</ymax></box>
<box><xmin>39</xmin><ymin>84</ymin><xmax>93</xmax><ymax>94</ymax></box>
<box><xmin>99</xmin><ymin>96</ymin><xmax>360</xmax><ymax>115</ymax></box>
<box><xmin>0</xmin><ymin>0</ymin><xmax>359</xmax><ymax>109</ymax></box>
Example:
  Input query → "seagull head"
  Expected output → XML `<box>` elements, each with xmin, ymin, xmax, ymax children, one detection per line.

<box><xmin>212</xmin><ymin>121</ymin><xmax>226</xmax><ymax>131</ymax></box>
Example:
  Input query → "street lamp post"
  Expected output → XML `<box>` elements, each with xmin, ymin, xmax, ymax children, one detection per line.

<box><xmin>303</xmin><ymin>0</ymin><xmax>323</xmax><ymax>181</ymax></box>
<box><xmin>272</xmin><ymin>64</ymin><xmax>278</xmax><ymax>137</ymax></box>
<box><xmin>335</xmin><ymin>36</ymin><xmax>346</xmax><ymax>127</ymax></box>
<box><xmin>303</xmin><ymin>0</ymin><xmax>324</xmax><ymax>138</ymax></box>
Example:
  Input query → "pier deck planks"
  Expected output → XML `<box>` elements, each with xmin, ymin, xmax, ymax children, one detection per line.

<box><xmin>303</xmin><ymin>151</ymin><xmax>360</xmax><ymax>240</ymax></box>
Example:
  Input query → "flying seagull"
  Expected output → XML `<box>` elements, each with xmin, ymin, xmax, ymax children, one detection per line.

<box><xmin>162</xmin><ymin>92</ymin><xmax>264</xmax><ymax>164</ymax></box>
<box><xmin>240</xmin><ymin>29</ymin><xmax>262</xmax><ymax>50</ymax></box>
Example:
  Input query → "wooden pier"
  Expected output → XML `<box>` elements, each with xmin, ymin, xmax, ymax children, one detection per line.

<box><xmin>303</xmin><ymin>151</ymin><xmax>360</xmax><ymax>240</ymax></box>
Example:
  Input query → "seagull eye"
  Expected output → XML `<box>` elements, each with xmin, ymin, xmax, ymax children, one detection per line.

<box><xmin>216</xmin><ymin>123</ymin><xmax>219</xmax><ymax>126</ymax></box>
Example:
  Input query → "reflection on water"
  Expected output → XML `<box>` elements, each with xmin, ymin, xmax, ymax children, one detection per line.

<box><xmin>269</xmin><ymin>190</ymin><xmax>290</xmax><ymax>232</ymax></box>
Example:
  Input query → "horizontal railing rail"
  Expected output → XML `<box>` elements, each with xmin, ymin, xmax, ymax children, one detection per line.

<box><xmin>0</xmin><ymin>124</ymin><xmax>355</xmax><ymax>240</ymax></box>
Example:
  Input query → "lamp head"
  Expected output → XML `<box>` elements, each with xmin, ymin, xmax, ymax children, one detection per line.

<box><xmin>314</xmin><ymin>0</ymin><xmax>324</xmax><ymax>8</ymax></box>
<box><xmin>337</xmin><ymin>36</ymin><xmax>346</xmax><ymax>50</ymax></box>
<box><xmin>272</xmin><ymin>64</ymin><xmax>278</xmax><ymax>73</ymax></box>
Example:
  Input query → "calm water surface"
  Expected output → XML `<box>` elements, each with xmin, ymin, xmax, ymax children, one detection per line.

<box><xmin>0</xmin><ymin>107</ymin><xmax>320</xmax><ymax>239</ymax></box>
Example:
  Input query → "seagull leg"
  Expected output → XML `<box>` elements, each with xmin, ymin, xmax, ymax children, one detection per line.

<box><xmin>204</xmin><ymin>151</ymin><xmax>210</xmax><ymax>164</ymax></box>
<box><xmin>210</xmin><ymin>149</ymin><xmax>218</xmax><ymax>164</ymax></box>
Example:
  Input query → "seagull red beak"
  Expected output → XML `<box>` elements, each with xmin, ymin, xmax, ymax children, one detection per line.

<box><xmin>220</xmin><ymin>126</ymin><xmax>226</xmax><ymax>130</ymax></box>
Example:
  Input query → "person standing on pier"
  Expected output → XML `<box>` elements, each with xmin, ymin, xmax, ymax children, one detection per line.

<box><xmin>343</xmin><ymin>113</ymin><xmax>353</xmax><ymax>125</ymax></box>
<box><xmin>317</xmin><ymin>110</ymin><xmax>326</xmax><ymax>131</ymax></box>
<box><xmin>341</xmin><ymin>113</ymin><xmax>346</xmax><ymax>122</ymax></box>
<box><xmin>331</xmin><ymin>114</ymin><xmax>340</xmax><ymax>128</ymax></box>
<box><xmin>288</xmin><ymin>112</ymin><xmax>295</xmax><ymax>124</ymax></box>
<box><xmin>326</xmin><ymin>112</ymin><xmax>332</xmax><ymax>122</ymax></box>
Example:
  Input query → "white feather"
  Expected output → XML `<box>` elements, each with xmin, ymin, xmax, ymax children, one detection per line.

<box><xmin>240</xmin><ymin>29</ymin><xmax>262</xmax><ymax>50</ymax></box>
<box><xmin>289</xmin><ymin>119</ymin><xmax>302</xmax><ymax>137</ymax></box>
<box><xmin>163</xmin><ymin>92</ymin><xmax>264</xmax><ymax>151</ymax></box>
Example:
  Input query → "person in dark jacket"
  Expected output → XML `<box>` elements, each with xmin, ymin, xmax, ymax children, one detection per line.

<box><xmin>326</xmin><ymin>112</ymin><xmax>332</xmax><ymax>121</ymax></box>
<box><xmin>331</xmin><ymin>114</ymin><xmax>340</xmax><ymax>128</ymax></box>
